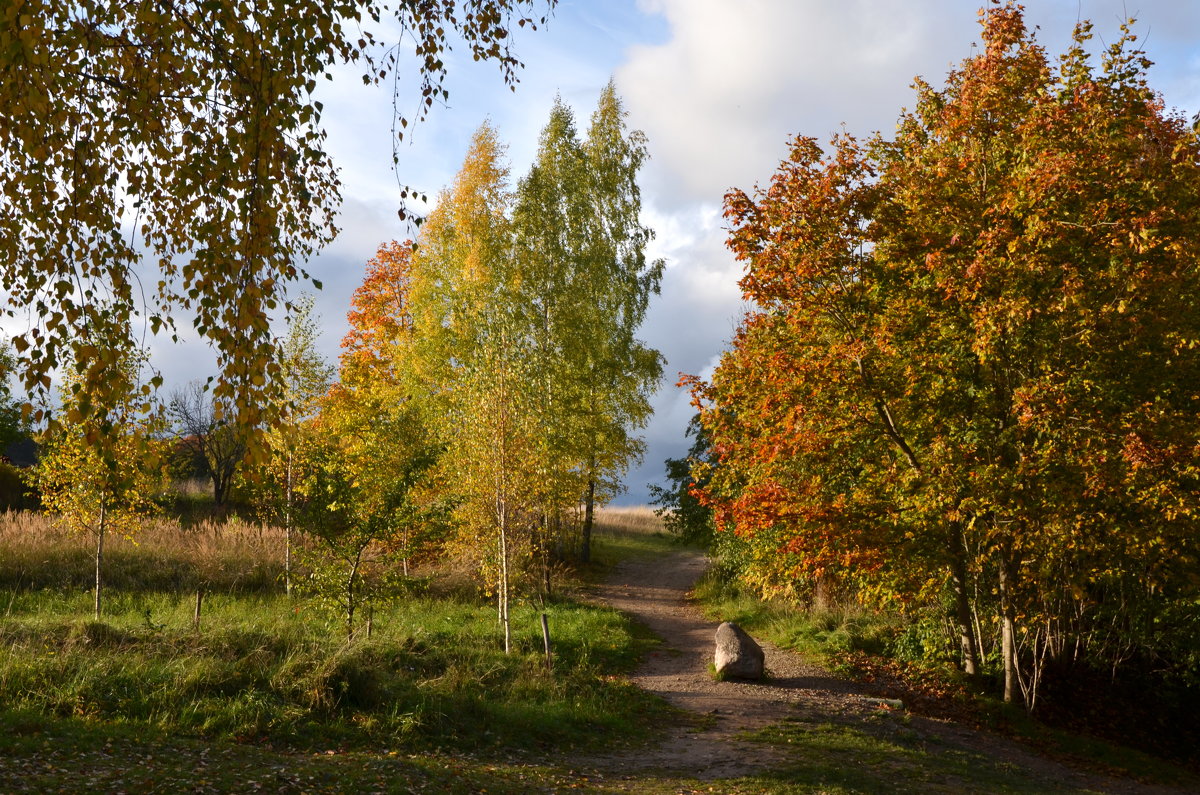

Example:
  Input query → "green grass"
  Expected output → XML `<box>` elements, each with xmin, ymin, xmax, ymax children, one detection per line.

<box><xmin>0</xmin><ymin>507</ymin><xmax>698</xmax><ymax>792</ymax></box>
<box><xmin>735</xmin><ymin>715</ymin><xmax>1061</xmax><ymax>794</ymax></box>
<box><xmin>0</xmin><ymin>589</ymin><xmax>667</xmax><ymax>753</ymax></box>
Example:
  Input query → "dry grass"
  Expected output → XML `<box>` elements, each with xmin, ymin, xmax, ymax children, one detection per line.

<box><xmin>0</xmin><ymin>510</ymin><xmax>286</xmax><ymax>593</ymax></box>
<box><xmin>593</xmin><ymin>505</ymin><xmax>663</xmax><ymax>535</ymax></box>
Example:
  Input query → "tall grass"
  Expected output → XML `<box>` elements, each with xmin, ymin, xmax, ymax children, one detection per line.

<box><xmin>0</xmin><ymin>510</ymin><xmax>284</xmax><ymax>594</ymax></box>
<box><xmin>0</xmin><ymin>507</ymin><xmax>671</xmax><ymax>753</ymax></box>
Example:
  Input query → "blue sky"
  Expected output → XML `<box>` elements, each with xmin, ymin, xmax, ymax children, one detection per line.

<box><xmin>153</xmin><ymin>0</ymin><xmax>1200</xmax><ymax>503</ymax></box>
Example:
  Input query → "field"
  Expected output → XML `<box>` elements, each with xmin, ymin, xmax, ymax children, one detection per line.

<box><xmin>0</xmin><ymin>506</ymin><xmax>678</xmax><ymax>792</ymax></box>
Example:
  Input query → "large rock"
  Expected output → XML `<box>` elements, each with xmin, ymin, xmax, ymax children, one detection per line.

<box><xmin>713</xmin><ymin>621</ymin><xmax>764</xmax><ymax>680</ymax></box>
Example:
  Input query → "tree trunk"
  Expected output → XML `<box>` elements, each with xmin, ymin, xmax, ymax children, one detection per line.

<box><xmin>499</xmin><ymin>499</ymin><xmax>511</xmax><ymax>654</ymax></box>
<box><xmin>93</xmin><ymin>501</ymin><xmax>106</xmax><ymax>621</ymax></box>
<box><xmin>541</xmin><ymin>514</ymin><xmax>552</xmax><ymax>604</ymax></box>
<box><xmin>949</xmin><ymin>539</ymin><xmax>980</xmax><ymax>676</ymax></box>
<box><xmin>284</xmin><ymin>454</ymin><xmax>293</xmax><ymax>596</ymax></box>
<box><xmin>346</xmin><ymin>548</ymin><xmax>363</xmax><ymax>641</ymax></box>
<box><xmin>999</xmin><ymin>557</ymin><xmax>1021</xmax><ymax>705</ymax></box>
<box><xmin>580</xmin><ymin>477</ymin><xmax>595</xmax><ymax>563</ymax></box>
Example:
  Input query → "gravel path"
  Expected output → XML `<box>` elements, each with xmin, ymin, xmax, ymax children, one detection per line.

<box><xmin>580</xmin><ymin>547</ymin><xmax>1187</xmax><ymax>793</ymax></box>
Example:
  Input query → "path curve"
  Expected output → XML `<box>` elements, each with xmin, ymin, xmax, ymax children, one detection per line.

<box><xmin>582</xmin><ymin>546</ymin><xmax>1184</xmax><ymax>793</ymax></box>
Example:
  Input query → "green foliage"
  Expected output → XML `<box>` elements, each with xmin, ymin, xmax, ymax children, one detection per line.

<box><xmin>0</xmin><ymin>461</ymin><xmax>35</xmax><ymax>511</ymax></box>
<box><xmin>650</xmin><ymin>414</ymin><xmax>714</xmax><ymax>543</ymax></box>
<box><xmin>394</xmin><ymin>86</ymin><xmax>664</xmax><ymax>631</ymax></box>
<box><xmin>288</xmin><ymin>393</ymin><xmax>437</xmax><ymax>639</ymax></box>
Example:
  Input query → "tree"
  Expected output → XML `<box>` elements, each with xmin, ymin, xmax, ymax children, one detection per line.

<box><xmin>511</xmin><ymin>97</ymin><xmax>599</xmax><ymax>581</ymax></box>
<box><xmin>259</xmin><ymin>294</ymin><xmax>336</xmax><ymax>594</ymax></box>
<box><xmin>34</xmin><ymin>348</ymin><xmax>162</xmax><ymax>620</ymax></box>
<box><xmin>408</xmin><ymin>122</ymin><xmax>539</xmax><ymax>651</ymax></box>
<box><xmin>693</xmin><ymin>3</ymin><xmax>1200</xmax><ymax>709</ymax></box>
<box><xmin>293</xmin><ymin>385</ymin><xmax>434</xmax><ymax>640</ymax></box>
<box><xmin>575</xmin><ymin>81</ymin><xmax>664</xmax><ymax>562</ymax></box>
<box><xmin>0</xmin><ymin>342</ymin><xmax>27</xmax><ymax>454</ymax></box>
<box><xmin>341</xmin><ymin>240</ymin><xmax>414</xmax><ymax>383</ymax></box>
<box><xmin>168</xmin><ymin>381</ymin><xmax>246</xmax><ymax>506</ymax></box>
<box><xmin>0</xmin><ymin>0</ymin><xmax>553</xmax><ymax>440</ymax></box>
<box><xmin>510</xmin><ymin>83</ymin><xmax>664</xmax><ymax>564</ymax></box>
<box><xmin>649</xmin><ymin>414</ymin><xmax>714</xmax><ymax>544</ymax></box>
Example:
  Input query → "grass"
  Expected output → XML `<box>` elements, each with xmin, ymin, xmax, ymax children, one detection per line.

<box><xmin>0</xmin><ymin>593</ymin><xmax>664</xmax><ymax>752</ymax></box>
<box><xmin>736</xmin><ymin>715</ymin><xmax>1059</xmax><ymax>794</ymax></box>
<box><xmin>589</xmin><ymin>505</ymin><xmax>685</xmax><ymax>567</ymax></box>
<box><xmin>0</xmin><ymin>509</ymin><xmax>284</xmax><ymax>594</ymax></box>
<box><xmin>0</xmin><ymin>504</ymin><xmax>676</xmax><ymax>788</ymax></box>
<box><xmin>0</xmin><ymin>504</ymin><xmax>726</xmax><ymax>793</ymax></box>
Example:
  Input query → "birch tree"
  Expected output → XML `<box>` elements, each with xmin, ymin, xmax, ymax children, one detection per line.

<box><xmin>34</xmin><ymin>347</ymin><xmax>162</xmax><ymax>620</ymax></box>
<box><xmin>260</xmin><ymin>294</ymin><xmax>335</xmax><ymax>594</ymax></box>
<box><xmin>409</xmin><ymin>123</ymin><xmax>537</xmax><ymax>652</ymax></box>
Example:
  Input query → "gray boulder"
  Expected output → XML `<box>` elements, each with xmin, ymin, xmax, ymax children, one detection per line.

<box><xmin>714</xmin><ymin>621</ymin><xmax>764</xmax><ymax>680</ymax></box>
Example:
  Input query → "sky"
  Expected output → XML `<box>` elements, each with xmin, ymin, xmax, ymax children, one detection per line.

<box><xmin>152</xmin><ymin>0</ymin><xmax>1200</xmax><ymax>504</ymax></box>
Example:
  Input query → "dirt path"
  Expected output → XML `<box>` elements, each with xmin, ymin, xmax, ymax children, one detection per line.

<box><xmin>580</xmin><ymin>547</ymin><xmax>1185</xmax><ymax>793</ymax></box>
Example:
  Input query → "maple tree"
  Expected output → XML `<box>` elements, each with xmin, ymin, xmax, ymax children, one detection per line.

<box><xmin>0</xmin><ymin>0</ymin><xmax>553</xmax><ymax>444</ymax></box>
<box><xmin>693</xmin><ymin>3</ymin><xmax>1200</xmax><ymax>709</ymax></box>
<box><xmin>341</xmin><ymin>241</ymin><xmax>413</xmax><ymax>384</ymax></box>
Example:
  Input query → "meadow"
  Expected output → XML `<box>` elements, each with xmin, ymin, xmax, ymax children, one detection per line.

<box><xmin>0</xmin><ymin>504</ymin><xmax>674</xmax><ymax>789</ymax></box>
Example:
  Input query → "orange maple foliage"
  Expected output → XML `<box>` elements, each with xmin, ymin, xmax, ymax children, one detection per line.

<box><xmin>341</xmin><ymin>240</ymin><xmax>414</xmax><ymax>381</ymax></box>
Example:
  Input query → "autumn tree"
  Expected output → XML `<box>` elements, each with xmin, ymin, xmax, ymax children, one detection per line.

<box><xmin>341</xmin><ymin>241</ymin><xmax>413</xmax><ymax>382</ymax></box>
<box><xmin>694</xmin><ymin>4</ymin><xmax>1200</xmax><ymax>709</ymax></box>
<box><xmin>34</xmin><ymin>347</ymin><xmax>163</xmax><ymax>620</ymax></box>
<box><xmin>339</xmin><ymin>240</ymin><xmax>451</xmax><ymax>576</ymax></box>
<box><xmin>0</xmin><ymin>0</ymin><xmax>553</xmax><ymax>441</ymax></box>
<box><xmin>293</xmin><ymin>385</ymin><xmax>435</xmax><ymax>640</ymax></box>
<box><xmin>408</xmin><ymin>122</ymin><xmax>541</xmax><ymax>651</ymax></box>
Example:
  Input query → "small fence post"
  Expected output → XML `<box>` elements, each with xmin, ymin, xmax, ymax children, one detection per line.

<box><xmin>193</xmin><ymin>588</ymin><xmax>204</xmax><ymax>630</ymax></box>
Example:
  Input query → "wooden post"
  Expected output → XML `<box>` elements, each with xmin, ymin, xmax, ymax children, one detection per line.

<box><xmin>540</xmin><ymin>613</ymin><xmax>552</xmax><ymax>671</ymax></box>
<box><xmin>193</xmin><ymin>588</ymin><xmax>204</xmax><ymax>630</ymax></box>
